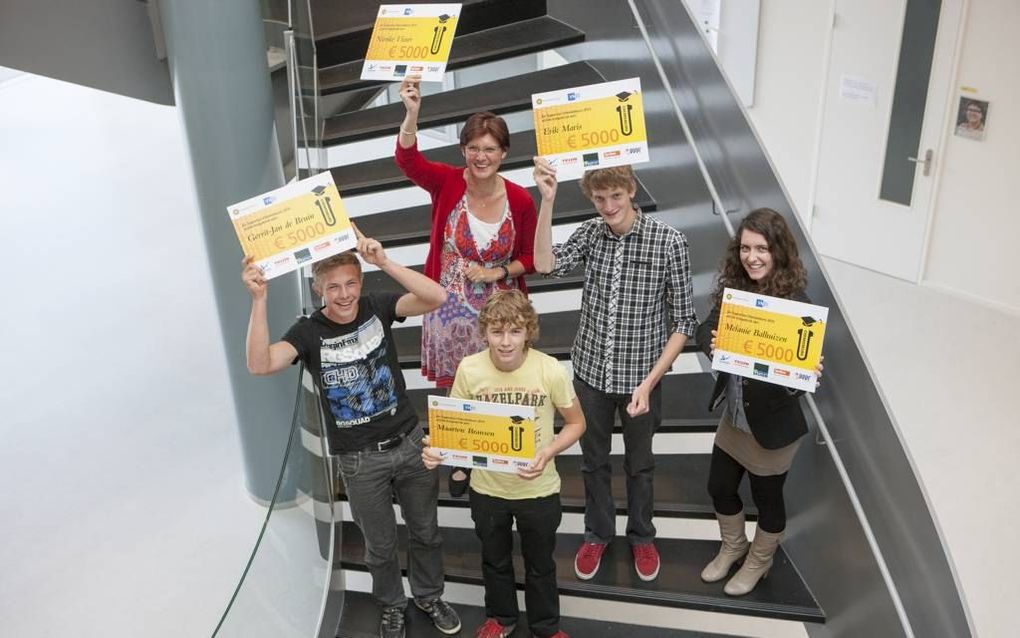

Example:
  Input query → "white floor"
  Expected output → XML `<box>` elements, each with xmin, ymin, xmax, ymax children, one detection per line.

<box><xmin>822</xmin><ymin>256</ymin><xmax>1019</xmax><ymax>638</ymax></box>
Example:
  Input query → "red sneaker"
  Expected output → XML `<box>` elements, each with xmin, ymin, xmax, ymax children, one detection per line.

<box><xmin>574</xmin><ymin>541</ymin><xmax>607</xmax><ymax>580</ymax></box>
<box><xmin>633</xmin><ymin>542</ymin><xmax>660</xmax><ymax>581</ymax></box>
<box><xmin>475</xmin><ymin>618</ymin><xmax>515</xmax><ymax>638</ymax></box>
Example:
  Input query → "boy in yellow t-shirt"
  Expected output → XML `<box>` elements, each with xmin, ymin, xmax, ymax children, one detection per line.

<box><xmin>422</xmin><ymin>290</ymin><xmax>585</xmax><ymax>638</ymax></box>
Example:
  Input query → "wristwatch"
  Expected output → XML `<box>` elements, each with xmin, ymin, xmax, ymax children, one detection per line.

<box><xmin>500</xmin><ymin>265</ymin><xmax>510</xmax><ymax>279</ymax></box>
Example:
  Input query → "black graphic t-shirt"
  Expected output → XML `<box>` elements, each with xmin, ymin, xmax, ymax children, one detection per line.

<box><xmin>282</xmin><ymin>293</ymin><xmax>417</xmax><ymax>453</ymax></box>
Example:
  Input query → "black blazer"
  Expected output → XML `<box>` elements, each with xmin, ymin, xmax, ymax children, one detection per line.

<box><xmin>695</xmin><ymin>293</ymin><xmax>809</xmax><ymax>450</ymax></box>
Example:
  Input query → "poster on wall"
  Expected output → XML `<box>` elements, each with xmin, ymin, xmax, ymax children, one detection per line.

<box><xmin>954</xmin><ymin>96</ymin><xmax>989</xmax><ymax>141</ymax></box>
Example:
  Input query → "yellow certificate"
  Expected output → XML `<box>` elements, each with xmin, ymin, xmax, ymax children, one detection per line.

<box><xmin>532</xmin><ymin>77</ymin><xmax>650</xmax><ymax>179</ymax></box>
<box><xmin>227</xmin><ymin>172</ymin><xmax>355</xmax><ymax>280</ymax></box>
<box><xmin>712</xmin><ymin>288</ymin><xmax>828</xmax><ymax>392</ymax></box>
<box><xmin>360</xmin><ymin>4</ymin><xmax>461</xmax><ymax>82</ymax></box>
<box><xmin>427</xmin><ymin>395</ymin><xmax>540</xmax><ymax>474</ymax></box>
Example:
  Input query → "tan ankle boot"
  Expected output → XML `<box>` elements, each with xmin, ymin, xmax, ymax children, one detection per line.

<box><xmin>724</xmin><ymin>526</ymin><xmax>782</xmax><ymax>596</ymax></box>
<box><xmin>701</xmin><ymin>511</ymin><xmax>749</xmax><ymax>583</ymax></box>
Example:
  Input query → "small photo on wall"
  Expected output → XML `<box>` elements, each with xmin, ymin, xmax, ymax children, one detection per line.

<box><xmin>954</xmin><ymin>97</ymin><xmax>989</xmax><ymax>141</ymax></box>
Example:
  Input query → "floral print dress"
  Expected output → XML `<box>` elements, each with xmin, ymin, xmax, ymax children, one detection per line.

<box><xmin>421</xmin><ymin>195</ymin><xmax>518</xmax><ymax>387</ymax></box>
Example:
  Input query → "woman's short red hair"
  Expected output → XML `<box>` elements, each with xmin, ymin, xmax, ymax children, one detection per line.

<box><xmin>460</xmin><ymin>111</ymin><xmax>510</xmax><ymax>150</ymax></box>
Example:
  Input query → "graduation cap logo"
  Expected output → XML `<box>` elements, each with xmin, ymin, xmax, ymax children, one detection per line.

<box><xmin>431</xmin><ymin>15</ymin><xmax>452</xmax><ymax>54</ymax></box>
<box><xmin>312</xmin><ymin>185</ymin><xmax>337</xmax><ymax>226</ymax></box>
<box><xmin>796</xmin><ymin>322</ymin><xmax>817</xmax><ymax>362</ymax></box>
<box><xmin>616</xmin><ymin>92</ymin><xmax>635</xmax><ymax>136</ymax></box>
<box><xmin>508</xmin><ymin>415</ymin><xmax>527</xmax><ymax>452</ymax></box>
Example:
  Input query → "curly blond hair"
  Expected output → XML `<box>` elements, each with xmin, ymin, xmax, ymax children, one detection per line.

<box><xmin>477</xmin><ymin>289</ymin><xmax>540</xmax><ymax>348</ymax></box>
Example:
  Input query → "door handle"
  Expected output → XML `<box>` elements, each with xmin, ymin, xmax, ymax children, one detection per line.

<box><xmin>907</xmin><ymin>149</ymin><xmax>934</xmax><ymax>177</ymax></box>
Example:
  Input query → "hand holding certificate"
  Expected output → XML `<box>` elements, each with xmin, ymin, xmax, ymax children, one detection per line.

<box><xmin>426</xmin><ymin>395</ymin><xmax>542</xmax><ymax>474</ymax></box>
<box><xmin>712</xmin><ymin>288</ymin><xmax>828</xmax><ymax>392</ymax></box>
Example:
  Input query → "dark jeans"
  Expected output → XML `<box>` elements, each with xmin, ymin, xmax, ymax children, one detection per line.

<box><xmin>707</xmin><ymin>445</ymin><xmax>789</xmax><ymax>533</ymax></box>
<box><xmin>469</xmin><ymin>489</ymin><xmax>562</xmax><ymax>637</ymax></box>
<box><xmin>574</xmin><ymin>378</ymin><xmax>661</xmax><ymax>545</ymax></box>
<box><xmin>336</xmin><ymin>425</ymin><xmax>444</xmax><ymax>609</ymax></box>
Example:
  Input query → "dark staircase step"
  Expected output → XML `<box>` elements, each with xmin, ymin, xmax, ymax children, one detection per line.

<box><xmin>321</xmin><ymin>16</ymin><xmax>585</xmax><ymax>96</ymax></box>
<box><xmin>496</xmin><ymin>454</ymin><xmax>754</xmax><ymax>520</ymax></box>
<box><xmin>350</xmin><ymin>180</ymin><xmax>657</xmax><ymax>249</ymax></box>
<box><xmin>336</xmin><ymin>589</ymin><xmax>738</xmax><ymax>638</ymax></box>
<box><xmin>339</xmin><ymin>523</ymin><xmax>824</xmax><ymax>623</ymax></box>
<box><xmin>336</xmin><ymin>453</ymin><xmax>755</xmax><ymax>521</ymax></box>
<box><xmin>333</xmin><ymin>131</ymin><xmax>537</xmax><ymax>197</ymax></box>
<box><xmin>405</xmin><ymin>372</ymin><xmax>718</xmax><ymax>427</ymax></box>
<box><xmin>314</xmin><ymin>0</ymin><xmax>549</xmax><ymax>69</ymax></box>
<box><xmin>324</xmin><ymin>61</ymin><xmax>603</xmax><ymax>144</ymax></box>
<box><xmin>363</xmin><ymin>263</ymin><xmax>582</xmax><ymax>296</ymax></box>
<box><xmin>395</xmin><ymin>308</ymin><xmax>698</xmax><ymax>367</ymax></box>
<box><xmin>394</xmin><ymin>309</ymin><xmax>579</xmax><ymax>366</ymax></box>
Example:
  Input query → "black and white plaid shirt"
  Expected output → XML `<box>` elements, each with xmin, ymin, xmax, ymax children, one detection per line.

<box><xmin>550</xmin><ymin>211</ymin><xmax>697</xmax><ymax>394</ymax></box>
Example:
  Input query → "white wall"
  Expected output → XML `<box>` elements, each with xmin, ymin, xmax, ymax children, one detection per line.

<box><xmin>923</xmin><ymin>0</ymin><xmax>1020</xmax><ymax>311</ymax></box>
<box><xmin>747</xmin><ymin>0</ymin><xmax>1019</xmax><ymax>314</ymax></box>
<box><xmin>0</xmin><ymin>72</ymin><xmax>263</xmax><ymax>636</ymax></box>
<box><xmin>744</xmin><ymin>0</ymin><xmax>832</xmax><ymax>220</ymax></box>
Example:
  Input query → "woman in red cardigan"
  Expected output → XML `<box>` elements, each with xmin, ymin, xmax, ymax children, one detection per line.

<box><xmin>395</xmin><ymin>75</ymin><xmax>537</xmax><ymax>494</ymax></box>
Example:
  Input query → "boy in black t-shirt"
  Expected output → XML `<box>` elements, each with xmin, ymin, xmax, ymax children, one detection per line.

<box><xmin>243</xmin><ymin>229</ymin><xmax>460</xmax><ymax>638</ymax></box>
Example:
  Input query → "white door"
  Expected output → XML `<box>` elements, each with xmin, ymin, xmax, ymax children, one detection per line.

<box><xmin>810</xmin><ymin>0</ymin><xmax>964</xmax><ymax>282</ymax></box>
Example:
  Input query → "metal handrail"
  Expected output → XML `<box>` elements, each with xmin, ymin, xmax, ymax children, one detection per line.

<box><xmin>627</xmin><ymin>0</ymin><xmax>734</xmax><ymax>239</ymax></box>
<box><xmin>211</xmin><ymin>366</ymin><xmax>311</xmax><ymax>636</ymax></box>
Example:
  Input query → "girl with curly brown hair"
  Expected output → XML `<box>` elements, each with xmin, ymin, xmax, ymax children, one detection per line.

<box><xmin>695</xmin><ymin>208</ymin><xmax>819</xmax><ymax>596</ymax></box>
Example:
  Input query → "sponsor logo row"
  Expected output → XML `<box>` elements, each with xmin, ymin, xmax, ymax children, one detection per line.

<box><xmin>719</xmin><ymin>355</ymin><xmax>813</xmax><ymax>384</ymax></box>
<box><xmin>366</xmin><ymin>63</ymin><xmax>442</xmax><ymax>76</ymax></box>
<box><xmin>444</xmin><ymin>452</ymin><xmax>530</xmax><ymax>471</ymax></box>
<box><xmin>575</xmin><ymin>146</ymin><xmax>644</xmax><ymax>167</ymax></box>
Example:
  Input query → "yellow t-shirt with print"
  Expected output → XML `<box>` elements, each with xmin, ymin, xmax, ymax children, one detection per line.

<box><xmin>450</xmin><ymin>348</ymin><xmax>575</xmax><ymax>500</ymax></box>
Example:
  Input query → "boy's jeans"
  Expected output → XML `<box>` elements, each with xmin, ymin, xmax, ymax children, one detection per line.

<box><xmin>336</xmin><ymin>425</ymin><xmax>444</xmax><ymax>609</ymax></box>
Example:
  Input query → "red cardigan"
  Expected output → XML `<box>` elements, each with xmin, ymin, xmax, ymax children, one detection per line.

<box><xmin>394</xmin><ymin>141</ymin><xmax>537</xmax><ymax>293</ymax></box>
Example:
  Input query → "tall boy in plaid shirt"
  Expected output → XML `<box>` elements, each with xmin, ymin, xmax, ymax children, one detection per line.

<box><xmin>532</xmin><ymin>158</ymin><xmax>697</xmax><ymax>581</ymax></box>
